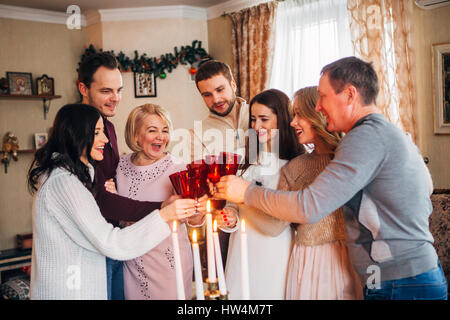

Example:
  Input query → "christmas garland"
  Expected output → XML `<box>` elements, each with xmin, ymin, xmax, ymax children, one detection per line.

<box><xmin>78</xmin><ymin>40</ymin><xmax>212</xmax><ymax>79</ymax></box>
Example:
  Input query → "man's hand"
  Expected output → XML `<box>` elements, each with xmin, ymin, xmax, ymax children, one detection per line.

<box><xmin>215</xmin><ymin>175</ymin><xmax>250</xmax><ymax>204</ymax></box>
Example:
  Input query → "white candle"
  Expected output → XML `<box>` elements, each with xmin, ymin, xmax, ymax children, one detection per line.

<box><xmin>206</xmin><ymin>200</ymin><xmax>217</xmax><ymax>282</ymax></box>
<box><xmin>240</xmin><ymin>219</ymin><xmax>250</xmax><ymax>300</ymax></box>
<box><xmin>171</xmin><ymin>220</ymin><xmax>185</xmax><ymax>300</ymax></box>
<box><xmin>213</xmin><ymin>220</ymin><xmax>227</xmax><ymax>295</ymax></box>
<box><xmin>191</xmin><ymin>229</ymin><xmax>204</xmax><ymax>300</ymax></box>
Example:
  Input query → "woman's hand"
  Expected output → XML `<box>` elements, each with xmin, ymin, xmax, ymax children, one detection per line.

<box><xmin>215</xmin><ymin>175</ymin><xmax>251</xmax><ymax>204</ymax></box>
<box><xmin>186</xmin><ymin>194</ymin><xmax>208</xmax><ymax>226</ymax></box>
<box><xmin>159</xmin><ymin>198</ymin><xmax>198</xmax><ymax>222</ymax></box>
<box><xmin>161</xmin><ymin>194</ymin><xmax>182</xmax><ymax>208</ymax></box>
<box><xmin>216</xmin><ymin>207</ymin><xmax>238</xmax><ymax>229</ymax></box>
<box><xmin>104</xmin><ymin>178</ymin><xmax>117</xmax><ymax>194</ymax></box>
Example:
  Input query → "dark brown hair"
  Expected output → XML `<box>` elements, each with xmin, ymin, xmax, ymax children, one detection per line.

<box><xmin>195</xmin><ymin>60</ymin><xmax>233</xmax><ymax>87</ymax></box>
<box><xmin>78</xmin><ymin>52</ymin><xmax>119</xmax><ymax>88</ymax></box>
<box><xmin>321</xmin><ymin>56</ymin><xmax>379</xmax><ymax>106</ymax></box>
<box><xmin>241</xmin><ymin>89</ymin><xmax>305</xmax><ymax>172</ymax></box>
<box><xmin>27</xmin><ymin>104</ymin><xmax>101</xmax><ymax>194</ymax></box>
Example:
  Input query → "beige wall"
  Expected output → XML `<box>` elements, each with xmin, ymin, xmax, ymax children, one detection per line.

<box><xmin>413</xmin><ymin>5</ymin><xmax>450</xmax><ymax>189</ymax></box>
<box><xmin>99</xmin><ymin>18</ymin><xmax>210</xmax><ymax>157</ymax></box>
<box><xmin>0</xmin><ymin>18</ymin><xmax>85</xmax><ymax>249</ymax></box>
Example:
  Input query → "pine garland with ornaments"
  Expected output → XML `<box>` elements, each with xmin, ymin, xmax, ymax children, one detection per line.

<box><xmin>78</xmin><ymin>40</ymin><xmax>212</xmax><ymax>79</ymax></box>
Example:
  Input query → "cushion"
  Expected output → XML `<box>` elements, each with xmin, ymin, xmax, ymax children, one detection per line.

<box><xmin>0</xmin><ymin>278</ymin><xmax>30</xmax><ymax>300</ymax></box>
<box><xmin>429</xmin><ymin>193</ymin><xmax>449</xmax><ymax>287</ymax></box>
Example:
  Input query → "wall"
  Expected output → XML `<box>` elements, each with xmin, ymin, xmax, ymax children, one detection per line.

<box><xmin>0</xmin><ymin>18</ymin><xmax>85</xmax><ymax>249</ymax></box>
<box><xmin>413</xmin><ymin>5</ymin><xmax>450</xmax><ymax>189</ymax></box>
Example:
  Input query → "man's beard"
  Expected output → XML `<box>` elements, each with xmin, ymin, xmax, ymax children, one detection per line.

<box><xmin>209</xmin><ymin>97</ymin><xmax>237</xmax><ymax>118</ymax></box>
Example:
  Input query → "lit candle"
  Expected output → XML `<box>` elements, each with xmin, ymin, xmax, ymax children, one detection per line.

<box><xmin>206</xmin><ymin>200</ymin><xmax>216</xmax><ymax>282</ymax></box>
<box><xmin>241</xmin><ymin>219</ymin><xmax>250</xmax><ymax>300</ymax></box>
<box><xmin>191</xmin><ymin>229</ymin><xmax>204</xmax><ymax>300</ymax></box>
<box><xmin>171</xmin><ymin>220</ymin><xmax>185</xmax><ymax>300</ymax></box>
<box><xmin>213</xmin><ymin>220</ymin><xmax>227</xmax><ymax>295</ymax></box>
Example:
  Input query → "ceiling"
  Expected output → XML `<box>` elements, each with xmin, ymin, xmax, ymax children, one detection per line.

<box><xmin>0</xmin><ymin>0</ymin><xmax>230</xmax><ymax>12</ymax></box>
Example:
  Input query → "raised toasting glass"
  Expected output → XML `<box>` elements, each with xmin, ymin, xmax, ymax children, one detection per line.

<box><xmin>205</xmin><ymin>155</ymin><xmax>226</xmax><ymax>210</ymax></box>
<box><xmin>220</xmin><ymin>152</ymin><xmax>242</xmax><ymax>176</ymax></box>
<box><xmin>169</xmin><ymin>170</ymin><xmax>191</xmax><ymax>198</ymax></box>
<box><xmin>187</xmin><ymin>160</ymin><xmax>209</xmax><ymax>200</ymax></box>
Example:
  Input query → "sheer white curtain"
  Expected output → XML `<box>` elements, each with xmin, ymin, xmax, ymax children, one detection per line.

<box><xmin>269</xmin><ymin>0</ymin><xmax>354</xmax><ymax>96</ymax></box>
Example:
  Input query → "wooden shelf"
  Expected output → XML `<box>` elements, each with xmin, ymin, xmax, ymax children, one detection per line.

<box><xmin>0</xmin><ymin>93</ymin><xmax>62</xmax><ymax>119</ymax></box>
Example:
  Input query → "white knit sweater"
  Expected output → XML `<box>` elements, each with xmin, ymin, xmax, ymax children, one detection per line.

<box><xmin>31</xmin><ymin>165</ymin><xmax>171</xmax><ymax>300</ymax></box>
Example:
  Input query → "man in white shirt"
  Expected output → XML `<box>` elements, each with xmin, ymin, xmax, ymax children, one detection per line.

<box><xmin>190</xmin><ymin>60</ymin><xmax>249</xmax><ymax>266</ymax></box>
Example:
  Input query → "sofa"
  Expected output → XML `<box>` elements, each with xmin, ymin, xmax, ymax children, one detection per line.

<box><xmin>429</xmin><ymin>190</ymin><xmax>449</xmax><ymax>287</ymax></box>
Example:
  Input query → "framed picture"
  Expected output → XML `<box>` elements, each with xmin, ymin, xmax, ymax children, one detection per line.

<box><xmin>7</xmin><ymin>72</ymin><xmax>33</xmax><ymax>95</ymax></box>
<box><xmin>36</xmin><ymin>74</ymin><xmax>54</xmax><ymax>96</ymax></box>
<box><xmin>34</xmin><ymin>133</ymin><xmax>48</xmax><ymax>149</ymax></box>
<box><xmin>432</xmin><ymin>42</ymin><xmax>450</xmax><ymax>134</ymax></box>
<box><xmin>134</xmin><ymin>72</ymin><xmax>157</xmax><ymax>98</ymax></box>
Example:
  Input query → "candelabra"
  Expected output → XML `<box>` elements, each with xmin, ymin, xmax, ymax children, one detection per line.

<box><xmin>187</xmin><ymin>218</ymin><xmax>229</xmax><ymax>300</ymax></box>
<box><xmin>204</xmin><ymin>278</ymin><xmax>221</xmax><ymax>300</ymax></box>
<box><xmin>170</xmin><ymin>154</ymin><xmax>243</xmax><ymax>301</ymax></box>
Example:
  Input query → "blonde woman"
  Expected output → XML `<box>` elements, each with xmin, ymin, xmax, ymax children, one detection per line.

<box><xmin>111</xmin><ymin>104</ymin><xmax>205</xmax><ymax>299</ymax></box>
<box><xmin>279</xmin><ymin>86</ymin><xmax>362</xmax><ymax>299</ymax></box>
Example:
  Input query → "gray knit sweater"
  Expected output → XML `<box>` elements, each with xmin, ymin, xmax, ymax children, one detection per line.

<box><xmin>245</xmin><ymin>113</ymin><xmax>438</xmax><ymax>283</ymax></box>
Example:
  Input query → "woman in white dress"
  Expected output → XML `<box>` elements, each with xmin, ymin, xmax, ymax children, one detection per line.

<box><xmin>221</xmin><ymin>89</ymin><xmax>305</xmax><ymax>299</ymax></box>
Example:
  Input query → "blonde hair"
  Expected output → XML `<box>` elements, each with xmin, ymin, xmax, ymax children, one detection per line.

<box><xmin>293</xmin><ymin>86</ymin><xmax>342</xmax><ymax>151</ymax></box>
<box><xmin>125</xmin><ymin>104</ymin><xmax>173</xmax><ymax>153</ymax></box>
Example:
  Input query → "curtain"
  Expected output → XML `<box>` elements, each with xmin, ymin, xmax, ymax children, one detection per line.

<box><xmin>230</xmin><ymin>1</ymin><xmax>278</xmax><ymax>102</ymax></box>
<box><xmin>347</xmin><ymin>0</ymin><xmax>417</xmax><ymax>141</ymax></box>
<box><xmin>269</xmin><ymin>0</ymin><xmax>354</xmax><ymax>97</ymax></box>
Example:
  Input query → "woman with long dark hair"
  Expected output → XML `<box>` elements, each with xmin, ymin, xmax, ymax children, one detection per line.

<box><xmin>221</xmin><ymin>89</ymin><xmax>305</xmax><ymax>299</ymax></box>
<box><xmin>28</xmin><ymin>104</ymin><xmax>199</xmax><ymax>300</ymax></box>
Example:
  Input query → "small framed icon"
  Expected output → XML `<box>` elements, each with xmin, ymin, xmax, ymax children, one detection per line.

<box><xmin>7</xmin><ymin>72</ymin><xmax>33</xmax><ymax>95</ymax></box>
<box><xmin>36</xmin><ymin>74</ymin><xmax>55</xmax><ymax>96</ymax></box>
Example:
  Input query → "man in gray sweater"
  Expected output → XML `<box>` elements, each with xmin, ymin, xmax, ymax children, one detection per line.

<box><xmin>215</xmin><ymin>57</ymin><xmax>447</xmax><ymax>300</ymax></box>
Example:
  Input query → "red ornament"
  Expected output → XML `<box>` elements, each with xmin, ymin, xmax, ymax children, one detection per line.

<box><xmin>189</xmin><ymin>67</ymin><xmax>197</xmax><ymax>75</ymax></box>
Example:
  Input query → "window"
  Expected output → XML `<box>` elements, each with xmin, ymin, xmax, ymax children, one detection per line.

<box><xmin>269</xmin><ymin>0</ymin><xmax>354</xmax><ymax>97</ymax></box>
